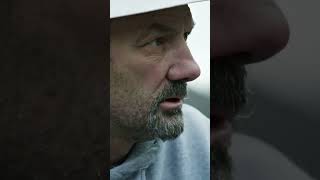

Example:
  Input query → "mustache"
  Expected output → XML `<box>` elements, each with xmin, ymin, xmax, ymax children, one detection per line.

<box><xmin>156</xmin><ymin>81</ymin><xmax>187</xmax><ymax>104</ymax></box>
<box><xmin>212</xmin><ymin>62</ymin><xmax>248</xmax><ymax>113</ymax></box>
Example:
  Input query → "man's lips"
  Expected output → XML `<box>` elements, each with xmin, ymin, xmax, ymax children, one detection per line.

<box><xmin>159</xmin><ymin>97</ymin><xmax>183</xmax><ymax>111</ymax></box>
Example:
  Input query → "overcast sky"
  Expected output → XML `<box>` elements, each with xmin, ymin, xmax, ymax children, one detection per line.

<box><xmin>188</xmin><ymin>1</ymin><xmax>210</xmax><ymax>96</ymax></box>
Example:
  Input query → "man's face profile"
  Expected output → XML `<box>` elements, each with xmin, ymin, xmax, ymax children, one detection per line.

<box><xmin>110</xmin><ymin>6</ymin><xmax>200</xmax><ymax>141</ymax></box>
<box><xmin>212</xmin><ymin>0</ymin><xmax>289</xmax><ymax>179</ymax></box>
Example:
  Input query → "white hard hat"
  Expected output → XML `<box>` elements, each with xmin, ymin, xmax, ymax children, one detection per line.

<box><xmin>110</xmin><ymin>0</ymin><xmax>209</xmax><ymax>19</ymax></box>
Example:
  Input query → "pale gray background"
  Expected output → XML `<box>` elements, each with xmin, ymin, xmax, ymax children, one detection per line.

<box><xmin>186</xmin><ymin>1</ymin><xmax>210</xmax><ymax>118</ymax></box>
<box><xmin>182</xmin><ymin>0</ymin><xmax>320</xmax><ymax>178</ymax></box>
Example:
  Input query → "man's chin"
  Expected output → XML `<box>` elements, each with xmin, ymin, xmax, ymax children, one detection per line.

<box><xmin>146</xmin><ymin>108</ymin><xmax>184</xmax><ymax>141</ymax></box>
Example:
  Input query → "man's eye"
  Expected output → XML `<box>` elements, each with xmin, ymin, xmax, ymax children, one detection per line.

<box><xmin>146</xmin><ymin>37</ymin><xmax>165</xmax><ymax>47</ymax></box>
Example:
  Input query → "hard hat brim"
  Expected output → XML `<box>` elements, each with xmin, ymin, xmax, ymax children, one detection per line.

<box><xmin>110</xmin><ymin>0</ymin><xmax>209</xmax><ymax>19</ymax></box>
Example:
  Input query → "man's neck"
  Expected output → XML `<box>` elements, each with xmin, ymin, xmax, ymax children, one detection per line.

<box><xmin>110</xmin><ymin>136</ymin><xmax>135</xmax><ymax>166</ymax></box>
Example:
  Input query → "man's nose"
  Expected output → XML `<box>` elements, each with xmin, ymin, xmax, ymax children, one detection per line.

<box><xmin>212</xmin><ymin>0</ymin><xmax>290</xmax><ymax>64</ymax></box>
<box><xmin>166</xmin><ymin>43</ymin><xmax>201</xmax><ymax>82</ymax></box>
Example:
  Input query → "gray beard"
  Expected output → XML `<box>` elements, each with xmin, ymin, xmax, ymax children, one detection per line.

<box><xmin>146</xmin><ymin>81</ymin><xmax>187</xmax><ymax>141</ymax></box>
<box><xmin>111</xmin><ymin>80</ymin><xmax>187</xmax><ymax>141</ymax></box>
<box><xmin>212</xmin><ymin>62</ymin><xmax>248</xmax><ymax>180</ymax></box>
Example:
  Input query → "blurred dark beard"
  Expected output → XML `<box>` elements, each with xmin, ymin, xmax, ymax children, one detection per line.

<box><xmin>212</xmin><ymin>61</ymin><xmax>248</xmax><ymax>180</ymax></box>
<box><xmin>146</xmin><ymin>81</ymin><xmax>187</xmax><ymax>141</ymax></box>
<box><xmin>212</xmin><ymin>145</ymin><xmax>233</xmax><ymax>180</ymax></box>
<box><xmin>212</xmin><ymin>62</ymin><xmax>247</xmax><ymax>114</ymax></box>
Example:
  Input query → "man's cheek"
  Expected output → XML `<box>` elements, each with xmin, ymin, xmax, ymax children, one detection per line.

<box><xmin>134</xmin><ymin>64</ymin><xmax>167</xmax><ymax>93</ymax></box>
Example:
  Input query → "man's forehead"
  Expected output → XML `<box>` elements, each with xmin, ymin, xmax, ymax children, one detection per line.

<box><xmin>111</xmin><ymin>5</ymin><xmax>193</xmax><ymax>30</ymax></box>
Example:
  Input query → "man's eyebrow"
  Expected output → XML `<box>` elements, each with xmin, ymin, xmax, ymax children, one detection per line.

<box><xmin>136</xmin><ymin>21</ymin><xmax>195</xmax><ymax>44</ymax></box>
<box><xmin>147</xmin><ymin>23</ymin><xmax>179</xmax><ymax>34</ymax></box>
<box><xmin>149</xmin><ymin>20</ymin><xmax>195</xmax><ymax>33</ymax></box>
<box><xmin>135</xmin><ymin>23</ymin><xmax>178</xmax><ymax>44</ymax></box>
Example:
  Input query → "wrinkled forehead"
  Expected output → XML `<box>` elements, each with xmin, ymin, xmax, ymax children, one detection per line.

<box><xmin>111</xmin><ymin>5</ymin><xmax>193</xmax><ymax>33</ymax></box>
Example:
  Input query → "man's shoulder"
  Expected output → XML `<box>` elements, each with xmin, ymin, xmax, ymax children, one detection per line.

<box><xmin>182</xmin><ymin>103</ymin><xmax>210</xmax><ymax>127</ymax></box>
<box><xmin>230</xmin><ymin>133</ymin><xmax>314</xmax><ymax>180</ymax></box>
<box><xmin>181</xmin><ymin>104</ymin><xmax>210</xmax><ymax>142</ymax></box>
<box><xmin>165</xmin><ymin>103</ymin><xmax>210</xmax><ymax>160</ymax></box>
